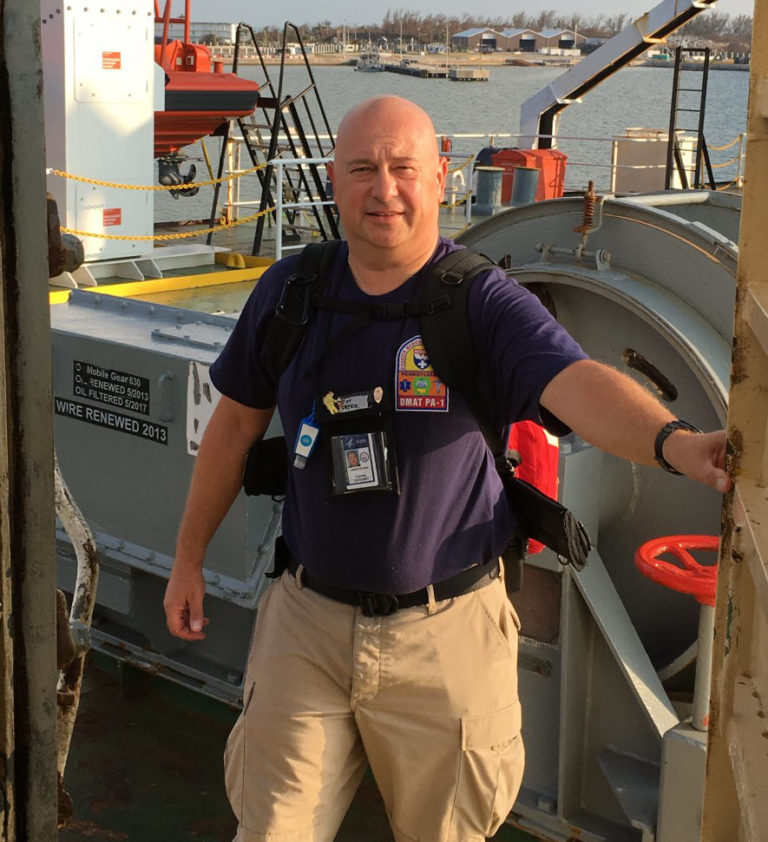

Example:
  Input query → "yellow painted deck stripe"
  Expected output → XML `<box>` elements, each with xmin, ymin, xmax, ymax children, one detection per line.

<box><xmin>49</xmin><ymin>289</ymin><xmax>74</xmax><ymax>305</ymax></box>
<box><xmin>48</xmin><ymin>260</ymin><xmax>273</xmax><ymax>305</ymax></box>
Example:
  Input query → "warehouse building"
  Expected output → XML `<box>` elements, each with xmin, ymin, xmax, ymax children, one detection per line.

<box><xmin>452</xmin><ymin>28</ymin><xmax>505</xmax><ymax>52</ymax></box>
<box><xmin>501</xmin><ymin>28</ymin><xmax>546</xmax><ymax>52</ymax></box>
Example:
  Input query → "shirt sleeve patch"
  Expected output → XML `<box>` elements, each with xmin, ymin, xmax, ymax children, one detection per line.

<box><xmin>395</xmin><ymin>336</ymin><xmax>449</xmax><ymax>412</ymax></box>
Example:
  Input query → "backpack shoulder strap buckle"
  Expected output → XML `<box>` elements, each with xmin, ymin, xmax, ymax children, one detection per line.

<box><xmin>426</xmin><ymin>294</ymin><xmax>452</xmax><ymax>315</ymax></box>
<box><xmin>275</xmin><ymin>272</ymin><xmax>317</xmax><ymax>327</ymax></box>
<box><xmin>438</xmin><ymin>267</ymin><xmax>466</xmax><ymax>286</ymax></box>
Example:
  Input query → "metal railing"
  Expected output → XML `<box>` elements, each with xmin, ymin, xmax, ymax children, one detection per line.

<box><xmin>439</xmin><ymin>130</ymin><xmax>746</xmax><ymax>193</ymax></box>
<box><xmin>210</xmin><ymin>128</ymin><xmax>747</xmax><ymax>259</ymax></box>
<box><xmin>271</xmin><ymin>156</ymin><xmax>336</xmax><ymax>259</ymax></box>
<box><xmin>268</xmin><ymin>151</ymin><xmax>478</xmax><ymax>260</ymax></box>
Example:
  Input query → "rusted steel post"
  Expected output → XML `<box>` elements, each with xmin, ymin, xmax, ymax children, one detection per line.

<box><xmin>702</xmin><ymin>4</ymin><xmax>768</xmax><ymax>839</ymax></box>
<box><xmin>0</xmin><ymin>0</ymin><xmax>58</xmax><ymax>836</ymax></box>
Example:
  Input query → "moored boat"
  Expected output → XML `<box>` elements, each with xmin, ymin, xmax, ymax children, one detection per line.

<box><xmin>355</xmin><ymin>50</ymin><xmax>385</xmax><ymax>72</ymax></box>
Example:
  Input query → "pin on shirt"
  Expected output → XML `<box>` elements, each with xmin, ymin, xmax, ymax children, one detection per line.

<box><xmin>322</xmin><ymin>387</ymin><xmax>384</xmax><ymax>416</ymax></box>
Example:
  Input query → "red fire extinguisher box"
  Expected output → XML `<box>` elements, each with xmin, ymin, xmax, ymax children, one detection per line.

<box><xmin>491</xmin><ymin>148</ymin><xmax>568</xmax><ymax>203</ymax></box>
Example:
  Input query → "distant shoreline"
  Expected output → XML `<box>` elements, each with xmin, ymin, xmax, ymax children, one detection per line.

<box><xmin>217</xmin><ymin>51</ymin><xmax>749</xmax><ymax>71</ymax></box>
<box><xmin>220</xmin><ymin>51</ymin><xmax>575</xmax><ymax>68</ymax></box>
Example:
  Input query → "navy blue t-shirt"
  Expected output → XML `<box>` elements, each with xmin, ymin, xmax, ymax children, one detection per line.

<box><xmin>210</xmin><ymin>238</ymin><xmax>587</xmax><ymax>592</ymax></box>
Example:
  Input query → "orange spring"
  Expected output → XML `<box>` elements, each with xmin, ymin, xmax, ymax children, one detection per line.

<box><xmin>572</xmin><ymin>181</ymin><xmax>599</xmax><ymax>234</ymax></box>
<box><xmin>582</xmin><ymin>180</ymin><xmax>597</xmax><ymax>229</ymax></box>
<box><xmin>582</xmin><ymin>195</ymin><xmax>596</xmax><ymax>228</ymax></box>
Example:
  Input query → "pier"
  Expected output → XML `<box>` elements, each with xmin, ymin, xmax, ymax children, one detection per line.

<box><xmin>383</xmin><ymin>61</ymin><xmax>447</xmax><ymax>78</ymax></box>
<box><xmin>381</xmin><ymin>62</ymin><xmax>490</xmax><ymax>81</ymax></box>
<box><xmin>449</xmin><ymin>66</ymin><xmax>490</xmax><ymax>81</ymax></box>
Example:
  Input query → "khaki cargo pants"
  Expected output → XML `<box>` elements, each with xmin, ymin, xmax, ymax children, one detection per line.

<box><xmin>224</xmin><ymin>568</ymin><xmax>524</xmax><ymax>842</ymax></box>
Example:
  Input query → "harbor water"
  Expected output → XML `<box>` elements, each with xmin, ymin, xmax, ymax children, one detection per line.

<box><xmin>156</xmin><ymin>64</ymin><xmax>749</xmax><ymax>227</ymax></box>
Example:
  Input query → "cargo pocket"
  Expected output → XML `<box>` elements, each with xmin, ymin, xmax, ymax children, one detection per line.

<box><xmin>452</xmin><ymin>701</ymin><xmax>524</xmax><ymax>837</ymax></box>
<box><xmin>224</xmin><ymin>678</ymin><xmax>256</xmax><ymax>824</ymax></box>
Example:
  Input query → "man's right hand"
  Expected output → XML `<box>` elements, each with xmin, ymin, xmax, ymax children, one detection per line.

<box><xmin>163</xmin><ymin>395</ymin><xmax>274</xmax><ymax>640</ymax></box>
<box><xmin>164</xmin><ymin>397</ymin><xmax>274</xmax><ymax>641</ymax></box>
<box><xmin>163</xmin><ymin>564</ymin><xmax>209</xmax><ymax>640</ymax></box>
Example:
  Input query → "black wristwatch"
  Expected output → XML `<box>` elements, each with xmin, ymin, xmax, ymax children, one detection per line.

<box><xmin>654</xmin><ymin>419</ymin><xmax>701</xmax><ymax>474</ymax></box>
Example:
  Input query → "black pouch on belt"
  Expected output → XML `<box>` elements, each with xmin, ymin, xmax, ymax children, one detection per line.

<box><xmin>499</xmin><ymin>466</ymin><xmax>591</xmax><ymax>572</ymax></box>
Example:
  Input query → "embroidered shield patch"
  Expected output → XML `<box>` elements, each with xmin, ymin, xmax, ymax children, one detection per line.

<box><xmin>395</xmin><ymin>336</ymin><xmax>449</xmax><ymax>412</ymax></box>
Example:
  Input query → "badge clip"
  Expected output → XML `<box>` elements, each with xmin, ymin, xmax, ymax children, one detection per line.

<box><xmin>294</xmin><ymin>402</ymin><xmax>320</xmax><ymax>469</ymax></box>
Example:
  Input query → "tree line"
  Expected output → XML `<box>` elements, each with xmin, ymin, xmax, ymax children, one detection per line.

<box><xmin>253</xmin><ymin>9</ymin><xmax>752</xmax><ymax>52</ymax></box>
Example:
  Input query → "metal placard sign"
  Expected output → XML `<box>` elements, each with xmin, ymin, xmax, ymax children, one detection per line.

<box><xmin>55</xmin><ymin>359</ymin><xmax>168</xmax><ymax>445</ymax></box>
<box><xmin>54</xmin><ymin>398</ymin><xmax>168</xmax><ymax>445</ymax></box>
<box><xmin>72</xmin><ymin>360</ymin><xmax>150</xmax><ymax>415</ymax></box>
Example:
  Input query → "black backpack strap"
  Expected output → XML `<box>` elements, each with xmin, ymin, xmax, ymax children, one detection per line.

<box><xmin>261</xmin><ymin>241</ymin><xmax>429</xmax><ymax>382</ymax></box>
<box><xmin>259</xmin><ymin>240</ymin><xmax>341</xmax><ymax>382</ymax></box>
<box><xmin>419</xmin><ymin>248</ymin><xmax>505</xmax><ymax>455</ymax></box>
<box><xmin>420</xmin><ymin>248</ymin><xmax>591</xmax><ymax>581</ymax></box>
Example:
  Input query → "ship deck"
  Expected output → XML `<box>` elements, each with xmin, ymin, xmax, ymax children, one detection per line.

<box><xmin>59</xmin><ymin>655</ymin><xmax>535</xmax><ymax>841</ymax></box>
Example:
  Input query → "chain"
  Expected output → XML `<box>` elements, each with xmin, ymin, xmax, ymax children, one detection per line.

<box><xmin>61</xmin><ymin>207</ymin><xmax>273</xmax><ymax>241</ymax></box>
<box><xmin>47</xmin><ymin>163</ymin><xmax>268</xmax><ymax>191</ymax></box>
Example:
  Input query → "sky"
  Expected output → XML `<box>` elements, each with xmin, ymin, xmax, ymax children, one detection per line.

<box><xmin>190</xmin><ymin>0</ymin><xmax>755</xmax><ymax>30</ymax></box>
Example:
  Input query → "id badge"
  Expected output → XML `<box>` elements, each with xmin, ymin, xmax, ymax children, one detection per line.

<box><xmin>332</xmin><ymin>432</ymin><xmax>382</xmax><ymax>491</ymax></box>
<box><xmin>317</xmin><ymin>386</ymin><xmax>400</xmax><ymax>497</ymax></box>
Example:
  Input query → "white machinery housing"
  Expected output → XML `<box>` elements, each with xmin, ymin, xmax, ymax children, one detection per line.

<box><xmin>41</xmin><ymin>0</ymin><xmax>155</xmax><ymax>263</ymax></box>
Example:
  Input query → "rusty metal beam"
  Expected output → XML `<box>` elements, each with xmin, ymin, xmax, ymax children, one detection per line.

<box><xmin>0</xmin><ymin>0</ymin><xmax>58</xmax><ymax>836</ymax></box>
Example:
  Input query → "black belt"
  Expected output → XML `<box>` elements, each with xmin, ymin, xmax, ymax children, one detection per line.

<box><xmin>287</xmin><ymin>556</ymin><xmax>501</xmax><ymax>617</ymax></box>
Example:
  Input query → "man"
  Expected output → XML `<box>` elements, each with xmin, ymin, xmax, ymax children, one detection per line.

<box><xmin>164</xmin><ymin>96</ymin><xmax>730</xmax><ymax>842</ymax></box>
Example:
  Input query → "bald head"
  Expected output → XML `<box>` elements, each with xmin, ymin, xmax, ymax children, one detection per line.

<box><xmin>335</xmin><ymin>96</ymin><xmax>439</xmax><ymax>162</ymax></box>
<box><xmin>328</xmin><ymin>96</ymin><xmax>447</xmax><ymax>287</ymax></box>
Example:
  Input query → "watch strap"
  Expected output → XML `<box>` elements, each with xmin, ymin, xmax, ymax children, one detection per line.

<box><xmin>654</xmin><ymin>419</ymin><xmax>701</xmax><ymax>474</ymax></box>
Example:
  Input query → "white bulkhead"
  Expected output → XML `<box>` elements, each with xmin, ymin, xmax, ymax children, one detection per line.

<box><xmin>41</xmin><ymin>0</ymin><xmax>155</xmax><ymax>261</ymax></box>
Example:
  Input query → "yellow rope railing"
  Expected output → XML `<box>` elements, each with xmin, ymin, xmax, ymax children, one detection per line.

<box><xmin>47</xmin><ymin>163</ymin><xmax>268</xmax><ymax>191</ymax></box>
<box><xmin>716</xmin><ymin>177</ymin><xmax>742</xmax><ymax>192</ymax></box>
<box><xmin>448</xmin><ymin>155</ymin><xmax>475</xmax><ymax>175</ymax></box>
<box><xmin>441</xmin><ymin>189</ymin><xmax>473</xmax><ymax>209</ymax></box>
<box><xmin>710</xmin><ymin>154</ymin><xmax>743</xmax><ymax>169</ymax></box>
<box><xmin>707</xmin><ymin>135</ymin><xmax>743</xmax><ymax>152</ymax></box>
<box><xmin>450</xmin><ymin>221</ymin><xmax>474</xmax><ymax>238</ymax></box>
<box><xmin>61</xmin><ymin>207</ymin><xmax>274</xmax><ymax>241</ymax></box>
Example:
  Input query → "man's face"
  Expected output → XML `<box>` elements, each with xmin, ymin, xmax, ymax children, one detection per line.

<box><xmin>328</xmin><ymin>99</ymin><xmax>447</xmax><ymax>262</ymax></box>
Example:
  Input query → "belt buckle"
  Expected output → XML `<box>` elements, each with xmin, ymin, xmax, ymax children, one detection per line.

<box><xmin>359</xmin><ymin>592</ymin><xmax>400</xmax><ymax>617</ymax></box>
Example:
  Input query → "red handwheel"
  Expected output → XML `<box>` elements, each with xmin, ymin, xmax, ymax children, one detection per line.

<box><xmin>634</xmin><ymin>535</ymin><xmax>720</xmax><ymax>606</ymax></box>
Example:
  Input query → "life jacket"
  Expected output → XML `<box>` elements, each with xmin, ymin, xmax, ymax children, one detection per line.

<box><xmin>247</xmin><ymin>241</ymin><xmax>590</xmax><ymax>586</ymax></box>
<box><xmin>508</xmin><ymin>422</ymin><xmax>560</xmax><ymax>554</ymax></box>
